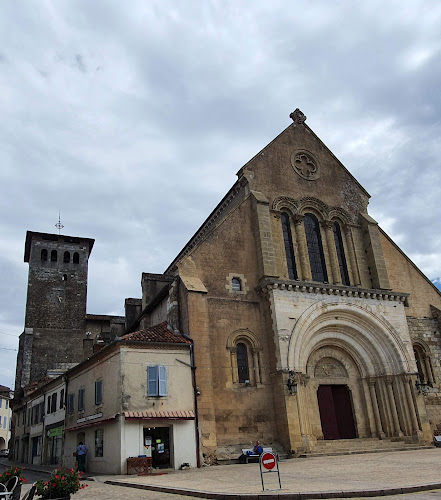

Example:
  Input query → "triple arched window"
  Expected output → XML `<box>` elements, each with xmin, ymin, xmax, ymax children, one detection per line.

<box><xmin>279</xmin><ymin>212</ymin><xmax>350</xmax><ymax>285</ymax></box>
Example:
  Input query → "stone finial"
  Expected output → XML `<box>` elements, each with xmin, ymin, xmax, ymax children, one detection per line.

<box><xmin>290</xmin><ymin>108</ymin><xmax>306</xmax><ymax>125</ymax></box>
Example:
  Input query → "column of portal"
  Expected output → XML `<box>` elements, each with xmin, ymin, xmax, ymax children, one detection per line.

<box><xmin>403</xmin><ymin>375</ymin><xmax>421</xmax><ymax>434</ymax></box>
<box><xmin>385</xmin><ymin>376</ymin><xmax>404</xmax><ymax>437</ymax></box>
<box><xmin>367</xmin><ymin>378</ymin><xmax>385</xmax><ymax>438</ymax></box>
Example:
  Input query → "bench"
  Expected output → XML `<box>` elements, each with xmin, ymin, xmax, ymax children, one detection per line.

<box><xmin>241</xmin><ymin>447</ymin><xmax>273</xmax><ymax>464</ymax></box>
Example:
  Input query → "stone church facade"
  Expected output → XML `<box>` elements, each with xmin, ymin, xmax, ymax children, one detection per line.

<box><xmin>133</xmin><ymin>109</ymin><xmax>441</xmax><ymax>458</ymax></box>
<box><xmin>14</xmin><ymin>109</ymin><xmax>441</xmax><ymax>463</ymax></box>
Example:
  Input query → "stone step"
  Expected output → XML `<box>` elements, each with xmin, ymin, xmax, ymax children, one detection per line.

<box><xmin>303</xmin><ymin>440</ymin><xmax>433</xmax><ymax>458</ymax></box>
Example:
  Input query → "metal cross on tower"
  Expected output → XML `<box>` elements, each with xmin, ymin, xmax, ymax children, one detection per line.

<box><xmin>55</xmin><ymin>211</ymin><xmax>64</xmax><ymax>234</ymax></box>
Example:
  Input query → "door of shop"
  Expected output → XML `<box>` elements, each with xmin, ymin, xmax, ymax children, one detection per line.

<box><xmin>317</xmin><ymin>385</ymin><xmax>357</xmax><ymax>440</ymax></box>
<box><xmin>143</xmin><ymin>427</ymin><xmax>171</xmax><ymax>469</ymax></box>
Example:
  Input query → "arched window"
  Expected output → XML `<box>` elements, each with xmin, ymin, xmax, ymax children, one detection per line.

<box><xmin>413</xmin><ymin>343</ymin><xmax>435</xmax><ymax>386</ymax></box>
<box><xmin>333</xmin><ymin>222</ymin><xmax>350</xmax><ymax>285</ymax></box>
<box><xmin>51</xmin><ymin>250</ymin><xmax>57</xmax><ymax>262</ymax></box>
<box><xmin>281</xmin><ymin>212</ymin><xmax>298</xmax><ymax>280</ymax></box>
<box><xmin>73</xmin><ymin>252</ymin><xmax>79</xmax><ymax>264</ymax></box>
<box><xmin>231</xmin><ymin>277</ymin><xmax>242</xmax><ymax>291</ymax></box>
<box><xmin>41</xmin><ymin>249</ymin><xmax>48</xmax><ymax>262</ymax></box>
<box><xmin>64</xmin><ymin>251</ymin><xmax>70</xmax><ymax>263</ymax></box>
<box><xmin>304</xmin><ymin>213</ymin><xmax>327</xmax><ymax>282</ymax></box>
<box><xmin>236</xmin><ymin>343</ymin><xmax>249</xmax><ymax>383</ymax></box>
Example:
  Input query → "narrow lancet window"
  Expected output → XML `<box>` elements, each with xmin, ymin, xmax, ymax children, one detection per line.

<box><xmin>64</xmin><ymin>251</ymin><xmax>70</xmax><ymax>263</ymax></box>
<box><xmin>281</xmin><ymin>212</ymin><xmax>298</xmax><ymax>280</ymax></box>
<box><xmin>236</xmin><ymin>342</ymin><xmax>250</xmax><ymax>383</ymax></box>
<box><xmin>304</xmin><ymin>213</ymin><xmax>328</xmax><ymax>282</ymax></box>
<box><xmin>333</xmin><ymin>222</ymin><xmax>350</xmax><ymax>285</ymax></box>
<box><xmin>51</xmin><ymin>250</ymin><xmax>57</xmax><ymax>262</ymax></box>
<box><xmin>73</xmin><ymin>252</ymin><xmax>79</xmax><ymax>264</ymax></box>
<box><xmin>41</xmin><ymin>249</ymin><xmax>48</xmax><ymax>262</ymax></box>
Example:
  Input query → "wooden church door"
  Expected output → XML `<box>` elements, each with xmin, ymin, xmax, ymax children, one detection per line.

<box><xmin>317</xmin><ymin>385</ymin><xmax>357</xmax><ymax>440</ymax></box>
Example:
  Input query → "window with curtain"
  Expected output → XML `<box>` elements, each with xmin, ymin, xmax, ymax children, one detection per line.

<box><xmin>281</xmin><ymin>212</ymin><xmax>298</xmax><ymax>280</ymax></box>
<box><xmin>304</xmin><ymin>213</ymin><xmax>328</xmax><ymax>282</ymax></box>
<box><xmin>333</xmin><ymin>222</ymin><xmax>350</xmax><ymax>285</ymax></box>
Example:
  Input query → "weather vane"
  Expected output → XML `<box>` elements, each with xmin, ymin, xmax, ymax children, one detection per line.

<box><xmin>55</xmin><ymin>211</ymin><xmax>64</xmax><ymax>234</ymax></box>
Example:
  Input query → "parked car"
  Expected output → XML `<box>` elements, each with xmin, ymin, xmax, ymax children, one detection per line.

<box><xmin>0</xmin><ymin>449</ymin><xmax>9</xmax><ymax>457</ymax></box>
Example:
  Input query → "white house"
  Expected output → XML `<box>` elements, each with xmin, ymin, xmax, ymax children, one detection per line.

<box><xmin>63</xmin><ymin>322</ymin><xmax>197</xmax><ymax>474</ymax></box>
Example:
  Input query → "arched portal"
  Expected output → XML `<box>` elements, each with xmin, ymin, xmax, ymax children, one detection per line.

<box><xmin>286</xmin><ymin>298</ymin><xmax>428</xmax><ymax>450</ymax></box>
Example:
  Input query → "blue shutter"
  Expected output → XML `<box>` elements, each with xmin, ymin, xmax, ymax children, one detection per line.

<box><xmin>158</xmin><ymin>366</ymin><xmax>167</xmax><ymax>396</ymax></box>
<box><xmin>148</xmin><ymin>366</ymin><xmax>158</xmax><ymax>396</ymax></box>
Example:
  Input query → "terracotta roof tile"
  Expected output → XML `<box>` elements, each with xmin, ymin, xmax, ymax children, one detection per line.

<box><xmin>121</xmin><ymin>322</ymin><xmax>191</xmax><ymax>344</ymax></box>
<box><xmin>124</xmin><ymin>410</ymin><xmax>195</xmax><ymax>420</ymax></box>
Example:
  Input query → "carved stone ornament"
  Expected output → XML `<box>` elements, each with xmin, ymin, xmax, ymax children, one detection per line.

<box><xmin>290</xmin><ymin>108</ymin><xmax>306</xmax><ymax>124</ymax></box>
<box><xmin>290</xmin><ymin>150</ymin><xmax>320</xmax><ymax>181</ymax></box>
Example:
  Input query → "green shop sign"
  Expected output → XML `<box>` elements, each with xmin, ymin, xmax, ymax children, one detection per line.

<box><xmin>48</xmin><ymin>426</ymin><xmax>63</xmax><ymax>437</ymax></box>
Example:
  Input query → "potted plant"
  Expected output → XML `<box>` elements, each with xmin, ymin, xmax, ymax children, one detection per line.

<box><xmin>35</xmin><ymin>468</ymin><xmax>87</xmax><ymax>499</ymax></box>
<box><xmin>0</xmin><ymin>465</ymin><xmax>27</xmax><ymax>500</ymax></box>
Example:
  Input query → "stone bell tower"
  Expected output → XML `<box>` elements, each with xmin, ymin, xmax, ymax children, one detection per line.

<box><xmin>15</xmin><ymin>231</ymin><xmax>94</xmax><ymax>390</ymax></box>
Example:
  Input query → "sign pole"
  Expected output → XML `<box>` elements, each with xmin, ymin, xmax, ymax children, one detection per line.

<box><xmin>259</xmin><ymin>452</ymin><xmax>281</xmax><ymax>491</ymax></box>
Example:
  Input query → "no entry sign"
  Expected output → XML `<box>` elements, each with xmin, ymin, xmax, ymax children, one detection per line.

<box><xmin>260</xmin><ymin>452</ymin><xmax>276</xmax><ymax>470</ymax></box>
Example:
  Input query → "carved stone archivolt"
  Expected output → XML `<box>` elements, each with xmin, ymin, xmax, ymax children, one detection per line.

<box><xmin>291</xmin><ymin>150</ymin><xmax>320</xmax><ymax>181</ymax></box>
<box><xmin>271</xmin><ymin>196</ymin><xmax>353</xmax><ymax>225</ymax></box>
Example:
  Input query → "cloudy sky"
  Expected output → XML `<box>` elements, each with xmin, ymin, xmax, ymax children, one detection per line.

<box><xmin>1</xmin><ymin>1</ymin><xmax>441</xmax><ymax>390</ymax></box>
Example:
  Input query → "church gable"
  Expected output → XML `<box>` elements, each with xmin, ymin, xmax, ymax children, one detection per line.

<box><xmin>237</xmin><ymin>109</ymin><xmax>370</xmax><ymax>222</ymax></box>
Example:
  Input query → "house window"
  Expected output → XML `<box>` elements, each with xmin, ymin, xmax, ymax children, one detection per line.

<box><xmin>95</xmin><ymin>428</ymin><xmax>103</xmax><ymax>457</ymax></box>
<box><xmin>231</xmin><ymin>278</ymin><xmax>242</xmax><ymax>291</ymax></box>
<box><xmin>304</xmin><ymin>213</ymin><xmax>328</xmax><ymax>282</ymax></box>
<box><xmin>333</xmin><ymin>222</ymin><xmax>350</xmax><ymax>285</ymax></box>
<box><xmin>236</xmin><ymin>343</ymin><xmax>250</xmax><ymax>383</ymax></box>
<box><xmin>51</xmin><ymin>393</ymin><xmax>57</xmax><ymax>413</ymax></box>
<box><xmin>39</xmin><ymin>402</ymin><xmax>45</xmax><ymax>422</ymax></box>
<box><xmin>147</xmin><ymin>366</ymin><xmax>167</xmax><ymax>397</ymax></box>
<box><xmin>47</xmin><ymin>396</ymin><xmax>51</xmax><ymax>414</ymax></box>
<box><xmin>64</xmin><ymin>251</ymin><xmax>70</xmax><ymax>263</ymax></box>
<box><xmin>60</xmin><ymin>389</ymin><xmax>65</xmax><ymax>409</ymax></box>
<box><xmin>78</xmin><ymin>389</ymin><xmax>85</xmax><ymax>411</ymax></box>
<box><xmin>41</xmin><ymin>249</ymin><xmax>48</xmax><ymax>262</ymax></box>
<box><xmin>51</xmin><ymin>250</ymin><xmax>57</xmax><ymax>262</ymax></box>
<box><xmin>22</xmin><ymin>411</ymin><xmax>25</xmax><ymax>426</ymax></box>
<box><xmin>95</xmin><ymin>380</ymin><xmax>103</xmax><ymax>406</ymax></box>
<box><xmin>73</xmin><ymin>252</ymin><xmax>80</xmax><ymax>264</ymax></box>
<box><xmin>3</xmin><ymin>417</ymin><xmax>6</xmax><ymax>429</ymax></box>
<box><xmin>5</xmin><ymin>400</ymin><xmax>8</xmax><ymax>409</ymax></box>
<box><xmin>281</xmin><ymin>212</ymin><xmax>298</xmax><ymax>280</ymax></box>
<box><xmin>67</xmin><ymin>393</ymin><xmax>75</xmax><ymax>414</ymax></box>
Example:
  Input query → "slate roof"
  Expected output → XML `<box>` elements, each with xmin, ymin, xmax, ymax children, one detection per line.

<box><xmin>121</xmin><ymin>322</ymin><xmax>191</xmax><ymax>344</ymax></box>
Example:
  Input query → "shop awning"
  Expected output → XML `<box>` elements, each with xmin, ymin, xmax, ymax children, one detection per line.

<box><xmin>123</xmin><ymin>410</ymin><xmax>195</xmax><ymax>420</ymax></box>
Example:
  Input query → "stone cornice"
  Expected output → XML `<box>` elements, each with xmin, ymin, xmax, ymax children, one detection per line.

<box><xmin>258</xmin><ymin>278</ymin><xmax>409</xmax><ymax>303</ymax></box>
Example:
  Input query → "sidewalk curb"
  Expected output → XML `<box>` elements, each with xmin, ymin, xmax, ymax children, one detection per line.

<box><xmin>104</xmin><ymin>480</ymin><xmax>441</xmax><ymax>499</ymax></box>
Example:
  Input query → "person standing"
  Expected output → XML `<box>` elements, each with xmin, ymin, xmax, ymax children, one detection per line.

<box><xmin>76</xmin><ymin>441</ymin><xmax>88</xmax><ymax>473</ymax></box>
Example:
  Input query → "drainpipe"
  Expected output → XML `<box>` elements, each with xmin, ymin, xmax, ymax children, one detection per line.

<box><xmin>182</xmin><ymin>334</ymin><xmax>201</xmax><ymax>468</ymax></box>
